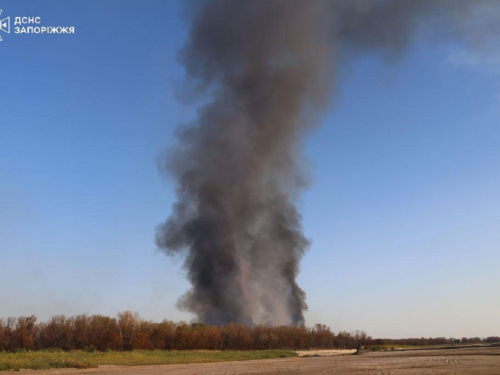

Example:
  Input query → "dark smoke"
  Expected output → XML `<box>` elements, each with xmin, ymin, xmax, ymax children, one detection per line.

<box><xmin>156</xmin><ymin>0</ymin><xmax>500</xmax><ymax>326</ymax></box>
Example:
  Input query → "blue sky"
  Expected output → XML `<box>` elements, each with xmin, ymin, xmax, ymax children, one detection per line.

<box><xmin>0</xmin><ymin>1</ymin><xmax>499</xmax><ymax>339</ymax></box>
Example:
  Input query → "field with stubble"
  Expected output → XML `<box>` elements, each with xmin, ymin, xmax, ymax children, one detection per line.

<box><xmin>1</xmin><ymin>347</ymin><xmax>500</xmax><ymax>374</ymax></box>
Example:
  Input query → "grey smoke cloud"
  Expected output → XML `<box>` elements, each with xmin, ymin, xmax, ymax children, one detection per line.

<box><xmin>156</xmin><ymin>0</ymin><xmax>500</xmax><ymax>326</ymax></box>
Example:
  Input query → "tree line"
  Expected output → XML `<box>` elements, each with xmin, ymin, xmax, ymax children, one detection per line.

<box><xmin>0</xmin><ymin>312</ymin><xmax>497</xmax><ymax>352</ymax></box>
<box><xmin>0</xmin><ymin>312</ymin><xmax>365</xmax><ymax>351</ymax></box>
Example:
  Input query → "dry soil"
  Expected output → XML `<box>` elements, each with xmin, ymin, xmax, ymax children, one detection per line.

<box><xmin>6</xmin><ymin>346</ymin><xmax>500</xmax><ymax>374</ymax></box>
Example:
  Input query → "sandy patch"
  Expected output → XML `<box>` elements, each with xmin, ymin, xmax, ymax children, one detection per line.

<box><xmin>295</xmin><ymin>349</ymin><xmax>356</xmax><ymax>356</ymax></box>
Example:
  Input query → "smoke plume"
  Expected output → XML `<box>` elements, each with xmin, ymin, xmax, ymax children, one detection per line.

<box><xmin>156</xmin><ymin>0</ymin><xmax>500</xmax><ymax>326</ymax></box>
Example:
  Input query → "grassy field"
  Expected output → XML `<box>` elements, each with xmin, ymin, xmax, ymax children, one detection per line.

<box><xmin>0</xmin><ymin>349</ymin><xmax>297</xmax><ymax>371</ymax></box>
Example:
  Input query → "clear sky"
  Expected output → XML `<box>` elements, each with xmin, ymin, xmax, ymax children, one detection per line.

<box><xmin>0</xmin><ymin>0</ymin><xmax>499</xmax><ymax>339</ymax></box>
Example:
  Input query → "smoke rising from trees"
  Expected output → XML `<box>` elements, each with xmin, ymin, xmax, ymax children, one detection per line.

<box><xmin>156</xmin><ymin>0</ymin><xmax>500</xmax><ymax>326</ymax></box>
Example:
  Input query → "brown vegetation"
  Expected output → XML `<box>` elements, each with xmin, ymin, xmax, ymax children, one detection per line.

<box><xmin>0</xmin><ymin>312</ymin><xmax>497</xmax><ymax>352</ymax></box>
<box><xmin>0</xmin><ymin>312</ymin><xmax>360</xmax><ymax>351</ymax></box>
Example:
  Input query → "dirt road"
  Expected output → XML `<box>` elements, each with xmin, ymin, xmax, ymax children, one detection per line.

<box><xmin>6</xmin><ymin>347</ymin><xmax>500</xmax><ymax>374</ymax></box>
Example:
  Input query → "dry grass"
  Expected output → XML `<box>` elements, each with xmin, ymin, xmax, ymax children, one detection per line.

<box><xmin>0</xmin><ymin>349</ymin><xmax>296</xmax><ymax>371</ymax></box>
